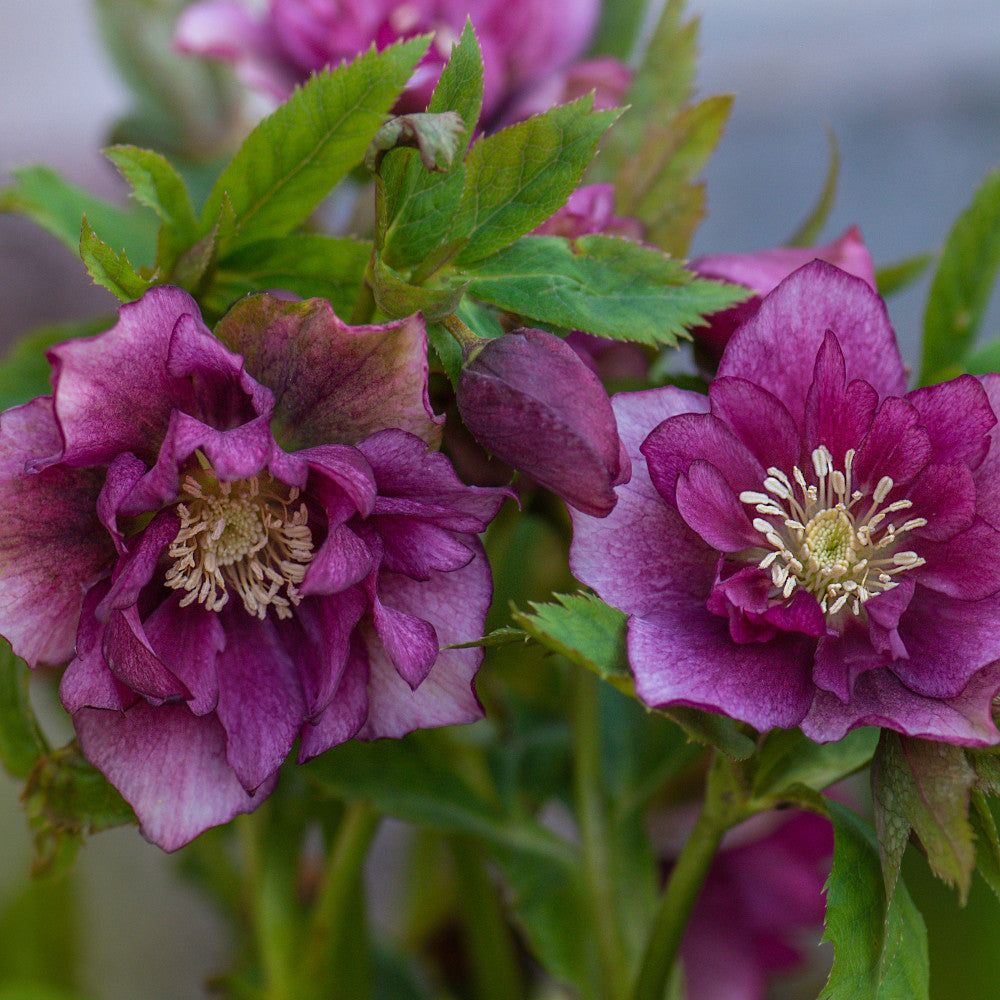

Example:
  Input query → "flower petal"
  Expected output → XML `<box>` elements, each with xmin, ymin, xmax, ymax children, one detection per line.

<box><xmin>675</xmin><ymin>460</ymin><xmax>761</xmax><ymax>552</ymax></box>
<box><xmin>709</xmin><ymin>377</ymin><xmax>800</xmax><ymax>474</ymax></box>
<box><xmin>906</xmin><ymin>375</ymin><xmax>996</xmax><ymax>469</ymax></box>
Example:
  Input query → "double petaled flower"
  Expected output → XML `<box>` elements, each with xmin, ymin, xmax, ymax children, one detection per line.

<box><xmin>0</xmin><ymin>287</ymin><xmax>506</xmax><ymax>849</ymax></box>
<box><xmin>571</xmin><ymin>261</ymin><xmax>1000</xmax><ymax>745</ymax></box>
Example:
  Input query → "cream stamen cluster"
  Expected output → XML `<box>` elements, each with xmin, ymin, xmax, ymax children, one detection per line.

<box><xmin>739</xmin><ymin>445</ymin><xmax>928</xmax><ymax>616</ymax></box>
<box><xmin>165</xmin><ymin>474</ymin><xmax>314</xmax><ymax>620</ymax></box>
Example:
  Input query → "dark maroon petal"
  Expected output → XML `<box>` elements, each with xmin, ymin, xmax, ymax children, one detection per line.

<box><xmin>762</xmin><ymin>589</ymin><xmax>827</xmax><ymax>637</ymax></box>
<box><xmin>365</xmin><ymin>572</ymin><xmax>439</xmax><ymax>690</ymax></box>
<box><xmin>802</xmin><ymin>660</ymin><xmax>1000</xmax><ymax>746</ymax></box>
<box><xmin>709</xmin><ymin>377</ymin><xmax>800</xmax><ymax>473</ymax></box>
<box><xmin>718</xmin><ymin>261</ymin><xmax>906</xmax><ymax>423</ymax></box>
<box><xmin>852</xmin><ymin>397</ymin><xmax>932</xmax><ymax>492</ymax></box>
<box><xmin>215</xmin><ymin>609</ymin><xmax>305</xmax><ymax>791</ymax></box>
<box><xmin>215</xmin><ymin>295</ymin><xmax>443</xmax><ymax>449</ymax></box>
<box><xmin>371</xmin><ymin>517</ymin><xmax>477</xmax><ymax>578</ymax></box>
<box><xmin>97</xmin><ymin>453</ymin><xmax>148</xmax><ymax>553</ymax></box>
<box><xmin>892</xmin><ymin>587</ymin><xmax>1000</xmax><ymax>698</ymax></box>
<box><xmin>642</xmin><ymin>412</ymin><xmax>766</xmax><ymax>507</ymax></box>
<box><xmin>915</xmin><ymin>517</ymin><xmax>1000</xmax><ymax>600</ymax></box>
<box><xmin>706</xmin><ymin>562</ymin><xmax>775</xmax><ymax>642</ymax></box>
<box><xmin>300</xmin><ymin>524</ymin><xmax>374</xmax><ymax>596</ymax></box>
<box><xmin>629</xmin><ymin>603</ymin><xmax>815</xmax><ymax>731</ymax></box>
<box><xmin>675</xmin><ymin>460</ymin><xmax>761</xmax><ymax>552</ymax></box>
<box><xmin>74</xmin><ymin>702</ymin><xmax>276</xmax><ymax>851</ymax></box>
<box><xmin>357</xmin><ymin>554</ymin><xmax>490</xmax><ymax>739</ymax></box>
<box><xmin>906</xmin><ymin>375</ymin><xmax>996</xmax><ymax>469</ymax></box>
<box><xmin>0</xmin><ymin>398</ymin><xmax>113</xmax><ymax>666</ymax></box>
<box><xmin>100</xmin><ymin>509</ymin><xmax>179</xmax><ymax>613</ymax></box>
<box><xmin>297</xmin><ymin>636</ymin><xmax>370</xmax><ymax>761</ymax></box>
<box><xmin>102</xmin><ymin>605</ymin><xmax>191</xmax><ymax>703</ymax></box>
<box><xmin>974</xmin><ymin>373</ymin><xmax>1000</xmax><ymax>481</ymax></box>
<box><xmin>570</xmin><ymin>388</ymin><xmax>717</xmax><ymax>616</ymax></box>
<box><xmin>904</xmin><ymin>463</ymin><xmax>976</xmax><ymax>541</ymax></box>
<box><xmin>301</xmin><ymin>443</ymin><xmax>379</xmax><ymax>517</ymax></box>
<box><xmin>142</xmin><ymin>593</ymin><xmax>225</xmax><ymax>716</ymax></box>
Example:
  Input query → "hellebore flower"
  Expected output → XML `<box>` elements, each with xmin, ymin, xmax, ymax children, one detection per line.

<box><xmin>571</xmin><ymin>261</ymin><xmax>1000</xmax><ymax>745</ymax></box>
<box><xmin>679</xmin><ymin>811</ymin><xmax>831</xmax><ymax>1000</ymax></box>
<box><xmin>175</xmin><ymin>0</ymin><xmax>614</xmax><ymax>128</ymax></box>
<box><xmin>0</xmin><ymin>287</ymin><xmax>507</xmax><ymax>850</ymax></box>
<box><xmin>691</xmin><ymin>227</ymin><xmax>877</xmax><ymax>360</ymax></box>
<box><xmin>456</xmin><ymin>328</ymin><xmax>630</xmax><ymax>517</ymax></box>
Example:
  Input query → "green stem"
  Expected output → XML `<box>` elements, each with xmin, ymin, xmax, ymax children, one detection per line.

<box><xmin>350</xmin><ymin>269</ymin><xmax>377</xmax><ymax>325</ymax></box>
<box><xmin>237</xmin><ymin>811</ymin><xmax>296</xmax><ymax>1000</ymax></box>
<box><xmin>573</xmin><ymin>670</ymin><xmax>629</xmax><ymax>1000</ymax></box>
<box><xmin>630</xmin><ymin>753</ymin><xmax>748</xmax><ymax>1000</ymax></box>
<box><xmin>440</xmin><ymin>312</ymin><xmax>481</xmax><ymax>360</ymax></box>
<box><xmin>297</xmin><ymin>800</ymin><xmax>381</xmax><ymax>996</ymax></box>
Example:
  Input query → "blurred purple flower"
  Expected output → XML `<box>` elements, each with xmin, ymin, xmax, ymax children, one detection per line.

<box><xmin>0</xmin><ymin>287</ymin><xmax>506</xmax><ymax>850</ymax></box>
<box><xmin>175</xmin><ymin>0</ymin><xmax>618</xmax><ymax>127</ymax></box>
<box><xmin>571</xmin><ymin>261</ymin><xmax>1000</xmax><ymax>744</ymax></box>
<box><xmin>456</xmin><ymin>327</ymin><xmax>629</xmax><ymax>516</ymax></box>
<box><xmin>691</xmin><ymin>226</ymin><xmax>877</xmax><ymax>361</ymax></box>
<box><xmin>680</xmin><ymin>811</ymin><xmax>831</xmax><ymax>1000</ymax></box>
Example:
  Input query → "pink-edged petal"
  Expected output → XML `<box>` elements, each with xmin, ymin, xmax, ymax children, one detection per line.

<box><xmin>215</xmin><ymin>295</ymin><xmax>443</xmax><ymax>449</ymax></box>
<box><xmin>365</xmin><ymin>572</ymin><xmax>439</xmax><ymax>689</ymax></box>
<box><xmin>675</xmin><ymin>460</ymin><xmax>761</xmax><ymax>552</ymax></box>
<box><xmin>214</xmin><ymin>609</ymin><xmax>306</xmax><ymax>791</ymax></box>
<box><xmin>300</xmin><ymin>523</ymin><xmax>375</xmax><ymax>596</ymax></box>
<box><xmin>709</xmin><ymin>377</ymin><xmax>800</xmax><ymax>473</ymax></box>
<box><xmin>630</xmin><ymin>603</ymin><xmax>815</xmax><ymax>731</ymax></box>
<box><xmin>906</xmin><ymin>375</ymin><xmax>996</xmax><ymax>468</ymax></box>
<box><xmin>297</xmin><ymin>636</ymin><xmax>370</xmax><ymax>761</ymax></box>
<box><xmin>74</xmin><ymin>703</ymin><xmax>276</xmax><ymax>851</ymax></box>
<box><xmin>852</xmin><ymin>397</ymin><xmax>932</xmax><ymax>492</ymax></box>
<box><xmin>0</xmin><ymin>398</ymin><xmax>113</xmax><ymax>665</ymax></box>
<box><xmin>904</xmin><ymin>463</ymin><xmax>976</xmax><ymax>540</ymax></box>
<box><xmin>570</xmin><ymin>388</ymin><xmax>717</xmax><ymax>616</ymax></box>
<box><xmin>142</xmin><ymin>593</ymin><xmax>225</xmax><ymax>716</ymax></box>
<box><xmin>892</xmin><ymin>587</ymin><xmax>1000</xmax><ymax>699</ymax></box>
<box><xmin>802</xmin><ymin>661</ymin><xmax>1000</xmax><ymax>746</ymax></box>
<box><xmin>357</xmin><ymin>554</ymin><xmax>490</xmax><ymax>739</ymax></box>
<box><xmin>642</xmin><ymin>412</ymin><xmax>766</xmax><ymax>506</ymax></box>
<box><xmin>718</xmin><ymin>261</ymin><xmax>905</xmax><ymax>422</ymax></box>
<box><xmin>102</xmin><ymin>605</ymin><xmax>191</xmax><ymax>702</ymax></box>
<box><xmin>915</xmin><ymin>517</ymin><xmax>1000</xmax><ymax>600</ymax></box>
<box><xmin>762</xmin><ymin>589</ymin><xmax>827</xmax><ymax>637</ymax></box>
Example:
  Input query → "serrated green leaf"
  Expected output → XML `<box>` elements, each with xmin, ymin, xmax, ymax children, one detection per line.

<box><xmin>970</xmin><ymin>788</ymin><xmax>1000</xmax><ymax>900</ymax></box>
<box><xmin>920</xmin><ymin>166</ymin><xmax>1000</xmax><ymax>384</ymax></box>
<box><xmin>873</xmin><ymin>732</ymin><xmax>976</xmax><ymax>902</ymax></box>
<box><xmin>446</xmin><ymin>626</ymin><xmax>528</xmax><ymax>650</ymax></box>
<box><xmin>104</xmin><ymin>144</ymin><xmax>198</xmax><ymax>267</ymax></box>
<box><xmin>511</xmin><ymin>591</ymin><xmax>631</xmax><ymax>689</ymax></box>
<box><xmin>655</xmin><ymin>706</ymin><xmax>756</xmax><ymax>761</ymax></box>
<box><xmin>822</xmin><ymin>802</ymin><xmax>929</xmax><ymax>1000</ymax></box>
<box><xmin>753</xmin><ymin>727</ymin><xmax>878</xmax><ymax>799</ymax></box>
<box><xmin>876</xmin><ymin>253</ymin><xmax>933</xmax><ymax>298</ymax></box>
<box><xmin>464</xmin><ymin>234</ymin><xmax>748</xmax><ymax>346</ymax></box>
<box><xmin>304</xmin><ymin>731</ymin><xmax>573</xmax><ymax>865</ymax></box>
<box><xmin>79</xmin><ymin>217</ymin><xmax>151</xmax><ymax>301</ymax></box>
<box><xmin>452</xmin><ymin>99</ymin><xmax>618</xmax><ymax>265</ymax></box>
<box><xmin>365</xmin><ymin>112</ymin><xmax>466</xmax><ymax>175</ymax></box>
<box><xmin>0</xmin><ymin>641</ymin><xmax>47</xmax><ymax>780</ymax></box>
<box><xmin>210</xmin><ymin>234</ymin><xmax>371</xmax><ymax>319</ymax></box>
<box><xmin>200</xmin><ymin>37</ymin><xmax>430</xmax><ymax>250</ymax></box>
<box><xmin>786</xmin><ymin>130</ymin><xmax>840</xmax><ymax>247</ymax></box>
<box><xmin>371</xmin><ymin>251</ymin><xmax>469</xmax><ymax>320</ymax></box>
<box><xmin>0</xmin><ymin>316</ymin><xmax>110</xmax><ymax>412</ymax></box>
<box><xmin>0</xmin><ymin>165</ymin><xmax>157</xmax><ymax>264</ymax></box>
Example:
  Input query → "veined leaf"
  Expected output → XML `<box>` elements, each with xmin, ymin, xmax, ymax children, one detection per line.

<box><xmin>200</xmin><ymin>37</ymin><xmax>430</xmax><ymax>251</ymax></box>
<box><xmin>79</xmin><ymin>217</ymin><xmax>151</xmax><ymax>301</ymax></box>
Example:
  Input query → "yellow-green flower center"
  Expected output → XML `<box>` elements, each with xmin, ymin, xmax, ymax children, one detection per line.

<box><xmin>164</xmin><ymin>474</ymin><xmax>314</xmax><ymax>620</ymax></box>
<box><xmin>739</xmin><ymin>445</ymin><xmax>928</xmax><ymax>616</ymax></box>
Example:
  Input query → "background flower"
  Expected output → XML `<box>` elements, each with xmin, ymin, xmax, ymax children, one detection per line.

<box><xmin>0</xmin><ymin>288</ymin><xmax>506</xmax><ymax>849</ymax></box>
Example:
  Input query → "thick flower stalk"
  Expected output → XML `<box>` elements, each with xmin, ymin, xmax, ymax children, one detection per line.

<box><xmin>0</xmin><ymin>287</ymin><xmax>507</xmax><ymax>850</ymax></box>
<box><xmin>175</xmin><ymin>0</ymin><xmax>622</xmax><ymax>128</ymax></box>
<box><xmin>571</xmin><ymin>261</ymin><xmax>1000</xmax><ymax>744</ymax></box>
<box><xmin>456</xmin><ymin>327</ymin><xmax>630</xmax><ymax>516</ymax></box>
<box><xmin>691</xmin><ymin>227</ymin><xmax>877</xmax><ymax>360</ymax></box>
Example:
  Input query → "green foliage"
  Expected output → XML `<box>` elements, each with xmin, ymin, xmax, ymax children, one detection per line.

<box><xmin>0</xmin><ymin>642</ymin><xmax>46</xmax><ymax>781</ymax></box>
<box><xmin>201</xmin><ymin>37</ymin><xmax>430</xmax><ymax>252</ymax></box>
<box><xmin>876</xmin><ymin>253</ymin><xmax>933</xmax><ymax>298</ymax></box>
<box><xmin>588</xmin><ymin>0</ymin><xmax>730</xmax><ymax>255</ymax></box>
<box><xmin>589</xmin><ymin>0</ymin><xmax>649</xmax><ymax>60</ymax></box>
<box><xmin>79</xmin><ymin>217</ymin><xmax>151</xmax><ymax>301</ymax></box>
<box><xmin>465</xmin><ymin>235</ymin><xmax>748</xmax><ymax>346</ymax></box>
<box><xmin>872</xmin><ymin>733</ymin><xmax>976</xmax><ymax>902</ymax></box>
<box><xmin>822</xmin><ymin>802</ymin><xmax>929</xmax><ymax>1000</ymax></box>
<box><xmin>753</xmin><ymin>727</ymin><xmax>879</xmax><ymax>799</ymax></box>
<box><xmin>0</xmin><ymin>165</ymin><xmax>157</xmax><ymax>263</ymax></box>
<box><xmin>920</xmin><ymin>166</ymin><xmax>1000</xmax><ymax>384</ymax></box>
<box><xmin>786</xmin><ymin>130</ymin><xmax>840</xmax><ymax>247</ymax></box>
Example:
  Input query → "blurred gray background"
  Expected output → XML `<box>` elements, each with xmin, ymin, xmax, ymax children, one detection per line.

<box><xmin>2</xmin><ymin>1</ymin><xmax>1000</xmax><ymax>997</ymax></box>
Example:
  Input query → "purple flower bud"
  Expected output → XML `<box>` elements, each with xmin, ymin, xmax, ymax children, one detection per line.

<box><xmin>456</xmin><ymin>328</ymin><xmax>630</xmax><ymax>516</ymax></box>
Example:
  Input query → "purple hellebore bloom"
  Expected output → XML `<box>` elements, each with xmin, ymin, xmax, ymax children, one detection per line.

<box><xmin>691</xmin><ymin>226</ymin><xmax>877</xmax><ymax>360</ymax></box>
<box><xmin>571</xmin><ymin>261</ymin><xmax>1000</xmax><ymax>745</ymax></box>
<box><xmin>175</xmin><ymin>0</ymin><xmax>612</xmax><ymax>127</ymax></box>
<box><xmin>680</xmin><ymin>810</ymin><xmax>831</xmax><ymax>1000</ymax></box>
<box><xmin>0</xmin><ymin>287</ymin><xmax>507</xmax><ymax>850</ymax></box>
<box><xmin>456</xmin><ymin>327</ymin><xmax>630</xmax><ymax>517</ymax></box>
